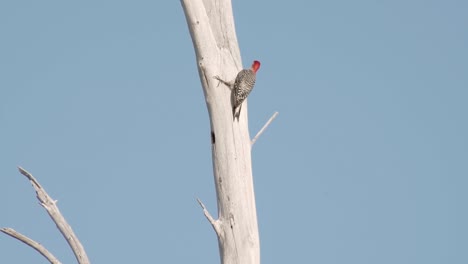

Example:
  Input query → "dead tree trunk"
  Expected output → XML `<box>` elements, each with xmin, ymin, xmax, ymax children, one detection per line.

<box><xmin>181</xmin><ymin>0</ymin><xmax>260</xmax><ymax>263</ymax></box>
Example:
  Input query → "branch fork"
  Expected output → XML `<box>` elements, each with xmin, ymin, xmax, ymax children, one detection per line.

<box><xmin>1</xmin><ymin>167</ymin><xmax>90</xmax><ymax>264</ymax></box>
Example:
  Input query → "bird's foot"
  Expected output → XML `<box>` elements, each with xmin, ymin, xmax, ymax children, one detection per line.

<box><xmin>213</xmin><ymin>75</ymin><xmax>222</xmax><ymax>87</ymax></box>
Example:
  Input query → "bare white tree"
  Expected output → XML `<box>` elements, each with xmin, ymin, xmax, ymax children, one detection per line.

<box><xmin>181</xmin><ymin>0</ymin><xmax>277</xmax><ymax>263</ymax></box>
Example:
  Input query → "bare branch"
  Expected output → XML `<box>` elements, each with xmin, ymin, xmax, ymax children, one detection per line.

<box><xmin>0</xmin><ymin>228</ymin><xmax>62</xmax><ymax>264</ymax></box>
<box><xmin>196</xmin><ymin>198</ymin><xmax>222</xmax><ymax>237</ymax></box>
<box><xmin>251</xmin><ymin>112</ymin><xmax>279</xmax><ymax>146</ymax></box>
<box><xmin>17</xmin><ymin>167</ymin><xmax>90</xmax><ymax>264</ymax></box>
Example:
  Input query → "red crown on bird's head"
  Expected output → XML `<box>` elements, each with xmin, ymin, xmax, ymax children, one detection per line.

<box><xmin>251</xmin><ymin>60</ymin><xmax>261</xmax><ymax>73</ymax></box>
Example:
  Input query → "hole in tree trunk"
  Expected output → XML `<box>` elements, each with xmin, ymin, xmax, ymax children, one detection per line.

<box><xmin>211</xmin><ymin>131</ymin><xmax>216</xmax><ymax>144</ymax></box>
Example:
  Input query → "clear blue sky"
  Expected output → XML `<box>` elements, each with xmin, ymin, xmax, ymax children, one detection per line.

<box><xmin>1</xmin><ymin>1</ymin><xmax>467</xmax><ymax>263</ymax></box>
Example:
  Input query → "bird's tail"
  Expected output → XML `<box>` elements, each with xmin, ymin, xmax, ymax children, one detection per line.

<box><xmin>233</xmin><ymin>104</ymin><xmax>242</xmax><ymax>121</ymax></box>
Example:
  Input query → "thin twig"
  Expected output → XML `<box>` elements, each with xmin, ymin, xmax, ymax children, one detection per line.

<box><xmin>213</xmin><ymin>75</ymin><xmax>233</xmax><ymax>89</ymax></box>
<box><xmin>17</xmin><ymin>167</ymin><xmax>90</xmax><ymax>264</ymax></box>
<box><xmin>0</xmin><ymin>228</ymin><xmax>62</xmax><ymax>264</ymax></box>
<box><xmin>196</xmin><ymin>198</ymin><xmax>221</xmax><ymax>237</ymax></box>
<box><xmin>251</xmin><ymin>112</ymin><xmax>279</xmax><ymax>146</ymax></box>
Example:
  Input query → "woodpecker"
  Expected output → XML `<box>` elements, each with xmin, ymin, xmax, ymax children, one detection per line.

<box><xmin>214</xmin><ymin>60</ymin><xmax>261</xmax><ymax>121</ymax></box>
